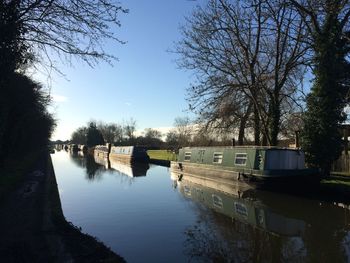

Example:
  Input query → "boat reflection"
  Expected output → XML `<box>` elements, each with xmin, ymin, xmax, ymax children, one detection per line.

<box><xmin>173</xmin><ymin>173</ymin><xmax>350</xmax><ymax>262</ymax></box>
<box><xmin>94</xmin><ymin>152</ymin><xmax>110</xmax><ymax>169</ymax></box>
<box><xmin>175</xmin><ymin>174</ymin><xmax>305</xmax><ymax>237</ymax></box>
<box><xmin>69</xmin><ymin>151</ymin><xmax>149</xmax><ymax>180</ymax></box>
<box><xmin>109</xmin><ymin>158</ymin><xmax>149</xmax><ymax>177</ymax></box>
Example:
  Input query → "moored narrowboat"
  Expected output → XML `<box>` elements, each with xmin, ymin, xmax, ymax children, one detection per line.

<box><xmin>170</xmin><ymin>146</ymin><xmax>319</xmax><ymax>188</ymax></box>
<box><xmin>94</xmin><ymin>145</ymin><xmax>110</xmax><ymax>159</ymax></box>
<box><xmin>109</xmin><ymin>146</ymin><xmax>150</xmax><ymax>164</ymax></box>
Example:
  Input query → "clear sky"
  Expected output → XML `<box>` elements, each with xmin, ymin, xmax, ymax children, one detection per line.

<box><xmin>40</xmin><ymin>0</ymin><xmax>205</xmax><ymax>140</ymax></box>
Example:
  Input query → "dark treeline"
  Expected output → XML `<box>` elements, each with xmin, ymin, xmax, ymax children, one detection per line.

<box><xmin>0</xmin><ymin>0</ymin><xmax>126</xmax><ymax>166</ymax></box>
<box><xmin>0</xmin><ymin>1</ymin><xmax>54</xmax><ymax>164</ymax></box>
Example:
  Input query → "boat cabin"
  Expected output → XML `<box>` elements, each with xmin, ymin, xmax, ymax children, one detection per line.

<box><xmin>177</xmin><ymin>146</ymin><xmax>305</xmax><ymax>171</ymax></box>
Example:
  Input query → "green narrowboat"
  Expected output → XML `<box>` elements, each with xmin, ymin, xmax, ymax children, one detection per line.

<box><xmin>170</xmin><ymin>146</ymin><xmax>319</xmax><ymax>187</ymax></box>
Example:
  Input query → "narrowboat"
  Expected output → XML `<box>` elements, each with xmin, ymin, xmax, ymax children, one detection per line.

<box><xmin>94</xmin><ymin>145</ymin><xmax>110</xmax><ymax>159</ymax></box>
<box><xmin>109</xmin><ymin>146</ymin><xmax>150</xmax><ymax>164</ymax></box>
<box><xmin>170</xmin><ymin>146</ymin><xmax>319</xmax><ymax>188</ymax></box>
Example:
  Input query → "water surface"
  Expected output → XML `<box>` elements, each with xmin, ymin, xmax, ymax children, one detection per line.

<box><xmin>52</xmin><ymin>150</ymin><xmax>350</xmax><ymax>262</ymax></box>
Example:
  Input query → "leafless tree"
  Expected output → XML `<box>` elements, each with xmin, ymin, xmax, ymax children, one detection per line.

<box><xmin>97</xmin><ymin>121</ymin><xmax>123</xmax><ymax>144</ymax></box>
<box><xmin>174</xmin><ymin>116</ymin><xmax>193</xmax><ymax>147</ymax></box>
<box><xmin>177</xmin><ymin>0</ymin><xmax>308</xmax><ymax>145</ymax></box>
<box><xmin>123</xmin><ymin>118</ymin><xmax>136</xmax><ymax>140</ymax></box>
<box><xmin>17</xmin><ymin>0</ymin><xmax>128</xmax><ymax>72</ymax></box>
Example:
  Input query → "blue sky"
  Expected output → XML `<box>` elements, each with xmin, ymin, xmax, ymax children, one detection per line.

<box><xmin>40</xmin><ymin>1</ymin><xmax>205</xmax><ymax>140</ymax></box>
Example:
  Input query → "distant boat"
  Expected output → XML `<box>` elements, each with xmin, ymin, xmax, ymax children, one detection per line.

<box><xmin>170</xmin><ymin>146</ymin><xmax>319</xmax><ymax>188</ymax></box>
<box><xmin>94</xmin><ymin>145</ymin><xmax>110</xmax><ymax>159</ymax></box>
<box><xmin>109</xmin><ymin>146</ymin><xmax>150</xmax><ymax>164</ymax></box>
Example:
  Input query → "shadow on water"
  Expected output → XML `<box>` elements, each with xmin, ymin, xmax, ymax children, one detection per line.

<box><xmin>174</xmin><ymin>174</ymin><xmax>350</xmax><ymax>263</ymax></box>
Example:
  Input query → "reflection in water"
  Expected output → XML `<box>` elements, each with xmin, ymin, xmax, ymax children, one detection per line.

<box><xmin>110</xmin><ymin>158</ymin><xmax>149</xmax><ymax>177</ymax></box>
<box><xmin>53</xmin><ymin>152</ymin><xmax>350</xmax><ymax>262</ymax></box>
<box><xmin>175</xmin><ymin>174</ymin><xmax>350</xmax><ymax>263</ymax></box>
<box><xmin>69</xmin><ymin>152</ymin><xmax>107</xmax><ymax>181</ymax></box>
<box><xmin>68</xmin><ymin>152</ymin><xmax>149</xmax><ymax>182</ymax></box>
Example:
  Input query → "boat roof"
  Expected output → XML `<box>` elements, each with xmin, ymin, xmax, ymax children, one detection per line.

<box><xmin>181</xmin><ymin>146</ymin><xmax>301</xmax><ymax>150</ymax></box>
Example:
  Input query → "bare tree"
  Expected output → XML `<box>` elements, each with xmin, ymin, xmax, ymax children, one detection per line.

<box><xmin>16</xmin><ymin>0</ymin><xmax>128</xmax><ymax>71</ymax></box>
<box><xmin>177</xmin><ymin>0</ymin><xmax>308</xmax><ymax>146</ymax></box>
<box><xmin>144</xmin><ymin>128</ymin><xmax>162</xmax><ymax>140</ymax></box>
<box><xmin>174</xmin><ymin>116</ymin><xmax>193</xmax><ymax>147</ymax></box>
<box><xmin>97</xmin><ymin>122</ymin><xmax>123</xmax><ymax>144</ymax></box>
<box><xmin>123</xmin><ymin>118</ymin><xmax>136</xmax><ymax>141</ymax></box>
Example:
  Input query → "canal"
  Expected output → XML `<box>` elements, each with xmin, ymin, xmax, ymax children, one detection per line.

<box><xmin>52</xmin><ymin>150</ymin><xmax>350</xmax><ymax>263</ymax></box>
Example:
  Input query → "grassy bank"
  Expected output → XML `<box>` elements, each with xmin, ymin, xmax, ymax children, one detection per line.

<box><xmin>147</xmin><ymin>150</ymin><xmax>177</xmax><ymax>161</ymax></box>
<box><xmin>320</xmin><ymin>176</ymin><xmax>350</xmax><ymax>196</ymax></box>
<box><xmin>0</xmin><ymin>153</ymin><xmax>39</xmax><ymax>202</ymax></box>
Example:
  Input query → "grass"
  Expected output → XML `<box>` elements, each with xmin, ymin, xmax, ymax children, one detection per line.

<box><xmin>0</xmin><ymin>153</ymin><xmax>39</xmax><ymax>201</ymax></box>
<box><xmin>330</xmin><ymin>171</ymin><xmax>350</xmax><ymax>177</ymax></box>
<box><xmin>147</xmin><ymin>150</ymin><xmax>177</xmax><ymax>161</ymax></box>
<box><xmin>320</xmin><ymin>176</ymin><xmax>350</xmax><ymax>198</ymax></box>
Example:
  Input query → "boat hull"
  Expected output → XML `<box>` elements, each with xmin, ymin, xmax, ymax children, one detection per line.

<box><xmin>170</xmin><ymin>161</ymin><xmax>320</xmax><ymax>190</ymax></box>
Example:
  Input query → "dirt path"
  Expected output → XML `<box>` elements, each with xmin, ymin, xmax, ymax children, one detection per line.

<box><xmin>0</xmin><ymin>152</ymin><xmax>54</xmax><ymax>262</ymax></box>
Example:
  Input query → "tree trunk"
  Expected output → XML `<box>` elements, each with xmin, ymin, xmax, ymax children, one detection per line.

<box><xmin>238</xmin><ymin>103</ymin><xmax>252</xmax><ymax>145</ymax></box>
<box><xmin>253</xmin><ymin>105</ymin><xmax>260</xmax><ymax>145</ymax></box>
<box><xmin>269</xmin><ymin>97</ymin><xmax>280</xmax><ymax>146</ymax></box>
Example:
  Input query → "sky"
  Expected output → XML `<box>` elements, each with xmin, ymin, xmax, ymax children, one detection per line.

<box><xmin>37</xmin><ymin>1</ymin><xmax>205</xmax><ymax>141</ymax></box>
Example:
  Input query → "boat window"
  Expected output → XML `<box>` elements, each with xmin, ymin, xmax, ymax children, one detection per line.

<box><xmin>235</xmin><ymin>153</ymin><xmax>247</xmax><ymax>166</ymax></box>
<box><xmin>213</xmin><ymin>152</ymin><xmax>223</xmax><ymax>164</ymax></box>
<box><xmin>234</xmin><ymin>202</ymin><xmax>248</xmax><ymax>218</ymax></box>
<box><xmin>184</xmin><ymin>152</ymin><xmax>191</xmax><ymax>161</ymax></box>
<box><xmin>212</xmin><ymin>194</ymin><xmax>223</xmax><ymax>209</ymax></box>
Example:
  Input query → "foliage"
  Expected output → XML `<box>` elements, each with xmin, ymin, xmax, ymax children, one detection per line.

<box><xmin>165</xmin><ymin>130</ymin><xmax>179</xmax><ymax>146</ymax></box>
<box><xmin>0</xmin><ymin>0</ymin><xmax>31</xmax><ymax>75</ymax></box>
<box><xmin>295</xmin><ymin>0</ymin><xmax>350</xmax><ymax>174</ymax></box>
<box><xmin>86</xmin><ymin>122</ymin><xmax>105</xmax><ymax>147</ymax></box>
<box><xmin>71</xmin><ymin>127</ymin><xmax>87</xmax><ymax>145</ymax></box>
<box><xmin>0</xmin><ymin>73</ymin><xmax>55</xmax><ymax>161</ymax></box>
<box><xmin>134</xmin><ymin>128</ymin><xmax>163</xmax><ymax>147</ymax></box>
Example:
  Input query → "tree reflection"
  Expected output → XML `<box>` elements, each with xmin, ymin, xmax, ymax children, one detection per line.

<box><xmin>183</xmin><ymin>208</ymin><xmax>297</xmax><ymax>263</ymax></box>
<box><xmin>85</xmin><ymin>154</ymin><xmax>104</xmax><ymax>181</ymax></box>
<box><xmin>69</xmin><ymin>152</ymin><xmax>105</xmax><ymax>181</ymax></box>
<box><xmin>179</xmin><ymin>176</ymin><xmax>350</xmax><ymax>262</ymax></box>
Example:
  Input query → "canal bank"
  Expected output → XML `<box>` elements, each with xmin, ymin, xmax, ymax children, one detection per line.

<box><xmin>0</xmin><ymin>151</ymin><xmax>125</xmax><ymax>262</ymax></box>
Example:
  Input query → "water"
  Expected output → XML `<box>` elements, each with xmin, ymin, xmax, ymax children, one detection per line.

<box><xmin>51</xmin><ymin>150</ymin><xmax>350</xmax><ymax>263</ymax></box>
